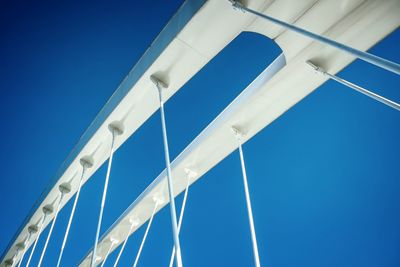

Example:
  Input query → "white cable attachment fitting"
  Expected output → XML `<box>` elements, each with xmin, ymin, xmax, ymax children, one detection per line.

<box><xmin>42</xmin><ymin>203</ymin><xmax>55</xmax><ymax>216</ymax></box>
<box><xmin>110</xmin><ymin>237</ymin><xmax>119</xmax><ymax>245</ymax></box>
<box><xmin>306</xmin><ymin>60</ymin><xmax>327</xmax><ymax>75</ymax></box>
<box><xmin>229</xmin><ymin>0</ymin><xmax>245</xmax><ymax>12</ymax></box>
<box><xmin>126</xmin><ymin>216</ymin><xmax>140</xmax><ymax>233</ymax></box>
<box><xmin>231</xmin><ymin>126</ymin><xmax>246</xmax><ymax>143</ymax></box>
<box><xmin>184</xmin><ymin>168</ymin><xmax>197</xmax><ymax>181</ymax></box>
<box><xmin>94</xmin><ymin>255</ymin><xmax>102</xmax><ymax>264</ymax></box>
<box><xmin>112</xmin><ymin>217</ymin><xmax>140</xmax><ymax>267</ymax></box>
<box><xmin>59</xmin><ymin>182</ymin><xmax>71</xmax><ymax>195</ymax></box>
<box><xmin>58</xmin><ymin>172</ymin><xmax>76</xmax><ymax>195</ymax></box>
<box><xmin>150</xmin><ymin>74</ymin><xmax>168</xmax><ymax>103</ymax></box>
<box><xmin>150</xmin><ymin>75</ymin><xmax>168</xmax><ymax>92</ymax></box>
<box><xmin>80</xmin><ymin>156</ymin><xmax>94</xmax><ymax>170</ymax></box>
<box><xmin>15</xmin><ymin>241</ymin><xmax>25</xmax><ymax>253</ymax></box>
<box><xmin>152</xmin><ymin>194</ymin><xmax>165</xmax><ymax>206</ymax></box>
<box><xmin>108</xmin><ymin>121</ymin><xmax>124</xmax><ymax>137</ymax></box>
<box><xmin>129</xmin><ymin>216</ymin><xmax>140</xmax><ymax>227</ymax></box>
<box><xmin>100</xmin><ymin>237</ymin><xmax>119</xmax><ymax>267</ymax></box>
<box><xmin>28</xmin><ymin>223</ymin><xmax>39</xmax><ymax>235</ymax></box>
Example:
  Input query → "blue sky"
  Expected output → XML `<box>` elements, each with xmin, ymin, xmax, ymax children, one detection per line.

<box><xmin>1</xmin><ymin>1</ymin><xmax>399</xmax><ymax>266</ymax></box>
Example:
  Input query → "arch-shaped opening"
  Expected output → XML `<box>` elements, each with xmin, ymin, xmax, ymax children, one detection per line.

<box><xmin>166</xmin><ymin>31</ymin><xmax>283</xmax><ymax>158</ymax></box>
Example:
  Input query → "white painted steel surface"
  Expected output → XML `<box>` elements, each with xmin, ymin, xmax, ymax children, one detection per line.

<box><xmin>2</xmin><ymin>0</ymin><xmax>399</xmax><ymax>266</ymax></box>
<box><xmin>79</xmin><ymin>0</ymin><xmax>400</xmax><ymax>265</ymax></box>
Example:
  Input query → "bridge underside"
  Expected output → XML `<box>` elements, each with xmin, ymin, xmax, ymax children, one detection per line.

<box><xmin>2</xmin><ymin>0</ymin><xmax>399</xmax><ymax>266</ymax></box>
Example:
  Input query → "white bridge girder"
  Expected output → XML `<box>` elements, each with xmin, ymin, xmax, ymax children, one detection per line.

<box><xmin>2</xmin><ymin>0</ymin><xmax>399</xmax><ymax>266</ymax></box>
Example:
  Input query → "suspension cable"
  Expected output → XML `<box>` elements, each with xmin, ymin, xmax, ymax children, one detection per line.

<box><xmin>168</xmin><ymin>170</ymin><xmax>194</xmax><ymax>267</ymax></box>
<box><xmin>233</xmin><ymin>127</ymin><xmax>261</xmax><ymax>267</ymax></box>
<box><xmin>10</xmin><ymin>242</ymin><xmax>23</xmax><ymax>267</ymax></box>
<box><xmin>100</xmin><ymin>238</ymin><xmax>118</xmax><ymax>267</ymax></box>
<box><xmin>151</xmin><ymin>75</ymin><xmax>183</xmax><ymax>267</ymax></box>
<box><xmin>306</xmin><ymin>61</ymin><xmax>400</xmax><ymax>111</ymax></box>
<box><xmin>37</xmin><ymin>190</ymin><xmax>66</xmax><ymax>267</ymax></box>
<box><xmin>17</xmin><ymin>232</ymin><xmax>32</xmax><ymax>267</ymax></box>
<box><xmin>56</xmin><ymin>160</ymin><xmax>91</xmax><ymax>267</ymax></box>
<box><xmin>229</xmin><ymin>0</ymin><xmax>400</xmax><ymax>75</ymax></box>
<box><xmin>91</xmin><ymin>124</ymin><xmax>122</xmax><ymax>267</ymax></box>
<box><xmin>133</xmin><ymin>200</ymin><xmax>160</xmax><ymax>267</ymax></box>
<box><xmin>26</xmin><ymin>213</ymin><xmax>48</xmax><ymax>267</ymax></box>
<box><xmin>113</xmin><ymin>218</ymin><xmax>138</xmax><ymax>267</ymax></box>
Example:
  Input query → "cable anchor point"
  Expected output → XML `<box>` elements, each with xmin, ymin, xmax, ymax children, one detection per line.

<box><xmin>42</xmin><ymin>203</ymin><xmax>54</xmax><ymax>216</ymax></box>
<box><xmin>150</xmin><ymin>75</ymin><xmax>168</xmax><ymax>91</ymax></box>
<box><xmin>80</xmin><ymin>156</ymin><xmax>94</xmax><ymax>170</ymax></box>
<box><xmin>184</xmin><ymin>168</ymin><xmax>197</xmax><ymax>181</ymax></box>
<box><xmin>129</xmin><ymin>216</ymin><xmax>140</xmax><ymax>227</ymax></box>
<box><xmin>109</xmin><ymin>237</ymin><xmax>119</xmax><ymax>245</ymax></box>
<box><xmin>152</xmin><ymin>194</ymin><xmax>165</xmax><ymax>206</ymax></box>
<box><xmin>305</xmin><ymin>60</ymin><xmax>327</xmax><ymax>75</ymax></box>
<box><xmin>229</xmin><ymin>0</ymin><xmax>245</xmax><ymax>12</ymax></box>
<box><xmin>108</xmin><ymin>121</ymin><xmax>124</xmax><ymax>137</ymax></box>
<box><xmin>231</xmin><ymin>126</ymin><xmax>246</xmax><ymax>142</ymax></box>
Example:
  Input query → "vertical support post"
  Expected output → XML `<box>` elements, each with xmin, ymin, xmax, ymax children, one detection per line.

<box><xmin>133</xmin><ymin>198</ymin><xmax>161</xmax><ymax>267</ymax></box>
<box><xmin>37</xmin><ymin>181</ymin><xmax>71</xmax><ymax>267</ymax></box>
<box><xmin>229</xmin><ymin>0</ymin><xmax>400</xmax><ymax>75</ymax></box>
<box><xmin>100</xmin><ymin>238</ymin><xmax>119</xmax><ymax>267</ymax></box>
<box><xmin>232</xmin><ymin>126</ymin><xmax>261</xmax><ymax>267</ymax></box>
<box><xmin>168</xmin><ymin>169</ymin><xmax>196</xmax><ymax>267</ymax></box>
<box><xmin>113</xmin><ymin>218</ymin><xmax>139</xmax><ymax>267</ymax></box>
<box><xmin>90</xmin><ymin>122</ymin><xmax>123</xmax><ymax>267</ymax></box>
<box><xmin>151</xmin><ymin>75</ymin><xmax>183</xmax><ymax>267</ymax></box>
<box><xmin>56</xmin><ymin>158</ymin><xmax>93</xmax><ymax>267</ymax></box>
<box><xmin>26</xmin><ymin>203</ymin><xmax>54</xmax><ymax>267</ymax></box>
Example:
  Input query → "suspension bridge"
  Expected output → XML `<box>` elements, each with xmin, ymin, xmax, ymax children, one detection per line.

<box><xmin>1</xmin><ymin>0</ymin><xmax>399</xmax><ymax>266</ymax></box>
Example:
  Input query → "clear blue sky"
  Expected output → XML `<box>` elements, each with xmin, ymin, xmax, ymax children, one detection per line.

<box><xmin>0</xmin><ymin>1</ymin><xmax>399</xmax><ymax>266</ymax></box>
